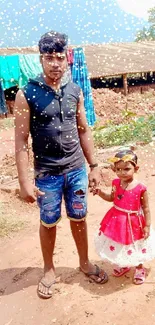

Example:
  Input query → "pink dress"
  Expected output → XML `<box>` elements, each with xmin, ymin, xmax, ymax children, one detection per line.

<box><xmin>94</xmin><ymin>179</ymin><xmax>155</xmax><ymax>267</ymax></box>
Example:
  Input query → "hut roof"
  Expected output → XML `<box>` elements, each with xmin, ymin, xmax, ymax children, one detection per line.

<box><xmin>0</xmin><ymin>41</ymin><xmax>155</xmax><ymax>78</ymax></box>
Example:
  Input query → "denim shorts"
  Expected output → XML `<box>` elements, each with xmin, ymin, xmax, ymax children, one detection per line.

<box><xmin>35</xmin><ymin>165</ymin><xmax>88</xmax><ymax>227</ymax></box>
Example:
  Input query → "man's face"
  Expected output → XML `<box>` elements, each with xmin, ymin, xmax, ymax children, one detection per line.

<box><xmin>40</xmin><ymin>52</ymin><xmax>67</xmax><ymax>81</ymax></box>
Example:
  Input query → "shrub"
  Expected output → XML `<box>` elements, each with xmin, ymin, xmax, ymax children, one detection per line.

<box><xmin>93</xmin><ymin>117</ymin><xmax>153</xmax><ymax>148</ymax></box>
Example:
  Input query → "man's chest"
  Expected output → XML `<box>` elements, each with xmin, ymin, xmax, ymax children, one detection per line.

<box><xmin>30</xmin><ymin>90</ymin><xmax>77</xmax><ymax>121</ymax></box>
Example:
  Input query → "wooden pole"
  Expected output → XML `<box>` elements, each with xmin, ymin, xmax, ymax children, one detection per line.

<box><xmin>123</xmin><ymin>74</ymin><xmax>128</xmax><ymax>96</ymax></box>
<box><xmin>147</xmin><ymin>72</ymin><xmax>151</xmax><ymax>82</ymax></box>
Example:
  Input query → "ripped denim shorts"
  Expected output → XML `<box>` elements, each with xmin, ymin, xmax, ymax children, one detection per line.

<box><xmin>35</xmin><ymin>165</ymin><xmax>88</xmax><ymax>227</ymax></box>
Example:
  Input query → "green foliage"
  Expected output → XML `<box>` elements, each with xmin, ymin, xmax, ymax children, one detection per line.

<box><xmin>121</xmin><ymin>109</ymin><xmax>137</xmax><ymax>122</ymax></box>
<box><xmin>135</xmin><ymin>7</ymin><xmax>155</xmax><ymax>41</ymax></box>
<box><xmin>147</xmin><ymin>115</ymin><xmax>155</xmax><ymax>135</ymax></box>
<box><xmin>93</xmin><ymin>116</ymin><xmax>154</xmax><ymax>148</ymax></box>
<box><xmin>148</xmin><ymin>7</ymin><xmax>155</xmax><ymax>25</ymax></box>
<box><xmin>0</xmin><ymin>117</ymin><xmax>14</xmax><ymax>130</ymax></box>
<box><xmin>135</xmin><ymin>27</ymin><xmax>152</xmax><ymax>42</ymax></box>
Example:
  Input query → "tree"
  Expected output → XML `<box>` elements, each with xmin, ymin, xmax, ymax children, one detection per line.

<box><xmin>148</xmin><ymin>7</ymin><xmax>155</xmax><ymax>26</ymax></box>
<box><xmin>135</xmin><ymin>7</ymin><xmax>155</xmax><ymax>41</ymax></box>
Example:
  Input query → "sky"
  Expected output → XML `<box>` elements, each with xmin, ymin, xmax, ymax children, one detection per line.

<box><xmin>0</xmin><ymin>0</ymin><xmax>154</xmax><ymax>47</ymax></box>
<box><xmin>117</xmin><ymin>0</ymin><xmax>155</xmax><ymax>19</ymax></box>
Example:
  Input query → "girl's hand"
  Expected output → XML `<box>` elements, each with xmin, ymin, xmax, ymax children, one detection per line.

<box><xmin>93</xmin><ymin>188</ymin><xmax>101</xmax><ymax>196</ymax></box>
<box><xmin>143</xmin><ymin>225</ymin><xmax>150</xmax><ymax>239</ymax></box>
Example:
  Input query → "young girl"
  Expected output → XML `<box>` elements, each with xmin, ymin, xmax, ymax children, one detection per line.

<box><xmin>94</xmin><ymin>149</ymin><xmax>155</xmax><ymax>284</ymax></box>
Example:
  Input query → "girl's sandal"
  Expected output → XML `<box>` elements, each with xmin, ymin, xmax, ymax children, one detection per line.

<box><xmin>133</xmin><ymin>267</ymin><xmax>146</xmax><ymax>285</ymax></box>
<box><xmin>113</xmin><ymin>266</ymin><xmax>131</xmax><ymax>277</ymax></box>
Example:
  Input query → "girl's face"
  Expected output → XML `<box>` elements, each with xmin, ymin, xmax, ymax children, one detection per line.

<box><xmin>114</xmin><ymin>160</ymin><xmax>138</xmax><ymax>182</ymax></box>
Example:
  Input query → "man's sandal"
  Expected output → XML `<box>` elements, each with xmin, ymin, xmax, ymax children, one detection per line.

<box><xmin>83</xmin><ymin>264</ymin><xmax>108</xmax><ymax>284</ymax></box>
<box><xmin>133</xmin><ymin>267</ymin><xmax>146</xmax><ymax>285</ymax></box>
<box><xmin>37</xmin><ymin>279</ymin><xmax>56</xmax><ymax>299</ymax></box>
<box><xmin>113</xmin><ymin>267</ymin><xmax>131</xmax><ymax>277</ymax></box>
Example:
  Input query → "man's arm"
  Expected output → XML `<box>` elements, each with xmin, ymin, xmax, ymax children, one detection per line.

<box><xmin>14</xmin><ymin>90</ymin><xmax>44</xmax><ymax>202</ymax></box>
<box><xmin>76</xmin><ymin>91</ymin><xmax>100</xmax><ymax>188</ymax></box>
<box><xmin>77</xmin><ymin>91</ymin><xmax>96</xmax><ymax>165</ymax></box>
<box><xmin>15</xmin><ymin>90</ymin><xmax>30</xmax><ymax>185</ymax></box>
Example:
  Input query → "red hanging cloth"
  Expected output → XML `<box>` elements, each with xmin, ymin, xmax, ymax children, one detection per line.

<box><xmin>67</xmin><ymin>48</ymin><xmax>74</xmax><ymax>65</ymax></box>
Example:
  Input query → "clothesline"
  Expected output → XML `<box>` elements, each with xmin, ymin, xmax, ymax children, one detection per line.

<box><xmin>0</xmin><ymin>48</ymin><xmax>96</xmax><ymax>125</ymax></box>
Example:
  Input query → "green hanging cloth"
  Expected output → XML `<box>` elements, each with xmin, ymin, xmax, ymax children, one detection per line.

<box><xmin>19</xmin><ymin>54</ymin><xmax>43</xmax><ymax>87</ymax></box>
<box><xmin>0</xmin><ymin>55</ymin><xmax>20</xmax><ymax>89</ymax></box>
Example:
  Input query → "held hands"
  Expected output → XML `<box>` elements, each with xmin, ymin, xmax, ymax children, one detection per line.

<box><xmin>143</xmin><ymin>225</ymin><xmax>150</xmax><ymax>239</ymax></box>
<box><xmin>88</xmin><ymin>167</ymin><xmax>100</xmax><ymax>191</ymax></box>
<box><xmin>92</xmin><ymin>188</ymin><xmax>101</xmax><ymax>196</ymax></box>
<box><xmin>20</xmin><ymin>180</ymin><xmax>45</xmax><ymax>203</ymax></box>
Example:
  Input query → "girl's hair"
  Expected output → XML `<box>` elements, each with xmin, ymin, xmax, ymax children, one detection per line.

<box><xmin>38</xmin><ymin>31</ymin><xmax>68</xmax><ymax>54</ymax></box>
<box><xmin>115</xmin><ymin>149</ymin><xmax>138</xmax><ymax>166</ymax></box>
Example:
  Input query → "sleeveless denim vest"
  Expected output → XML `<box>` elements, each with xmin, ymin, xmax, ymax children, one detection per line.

<box><xmin>23</xmin><ymin>75</ymin><xmax>85</xmax><ymax>175</ymax></box>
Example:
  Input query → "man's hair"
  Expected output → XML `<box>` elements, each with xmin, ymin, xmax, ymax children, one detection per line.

<box><xmin>38</xmin><ymin>31</ymin><xmax>68</xmax><ymax>54</ymax></box>
<box><xmin>115</xmin><ymin>149</ymin><xmax>138</xmax><ymax>166</ymax></box>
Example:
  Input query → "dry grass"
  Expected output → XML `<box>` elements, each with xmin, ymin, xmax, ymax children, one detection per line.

<box><xmin>0</xmin><ymin>201</ymin><xmax>25</xmax><ymax>237</ymax></box>
<box><xmin>0</xmin><ymin>116</ymin><xmax>14</xmax><ymax>130</ymax></box>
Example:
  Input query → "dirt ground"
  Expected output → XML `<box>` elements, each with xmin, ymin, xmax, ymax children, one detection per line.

<box><xmin>0</xmin><ymin>90</ymin><xmax>155</xmax><ymax>325</ymax></box>
<box><xmin>1</xmin><ymin>90</ymin><xmax>155</xmax><ymax>325</ymax></box>
<box><xmin>92</xmin><ymin>88</ymin><xmax>155</xmax><ymax>125</ymax></box>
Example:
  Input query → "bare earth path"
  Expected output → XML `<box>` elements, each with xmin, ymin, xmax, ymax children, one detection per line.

<box><xmin>1</xmin><ymin>130</ymin><xmax>155</xmax><ymax>324</ymax></box>
<box><xmin>0</xmin><ymin>127</ymin><xmax>14</xmax><ymax>159</ymax></box>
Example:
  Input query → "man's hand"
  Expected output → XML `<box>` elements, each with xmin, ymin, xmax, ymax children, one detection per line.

<box><xmin>92</xmin><ymin>188</ymin><xmax>101</xmax><ymax>196</ymax></box>
<box><xmin>20</xmin><ymin>180</ymin><xmax>45</xmax><ymax>203</ymax></box>
<box><xmin>143</xmin><ymin>225</ymin><xmax>150</xmax><ymax>239</ymax></box>
<box><xmin>88</xmin><ymin>167</ymin><xmax>100</xmax><ymax>190</ymax></box>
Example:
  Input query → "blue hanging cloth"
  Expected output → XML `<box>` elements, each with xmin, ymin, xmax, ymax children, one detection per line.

<box><xmin>72</xmin><ymin>48</ymin><xmax>96</xmax><ymax>126</ymax></box>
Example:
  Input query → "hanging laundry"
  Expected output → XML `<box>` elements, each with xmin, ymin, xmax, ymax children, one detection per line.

<box><xmin>19</xmin><ymin>54</ymin><xmax>43</xmax><ymax>87</ymax></box>
<box><xmin>67</xmin><ymin>48</ymin><xmax>74</xmax><ymax>65</ymax></box>
<box><xmin>0</xmin><ymin>80</ymin><xmax>7</xmax><ymax>115</ymax></box>
<box><xmin>0</xmin><ymin>55</ymin><xmax>20</xmax><ymax>89</ymax></box>
<box><xmin>72</xmin><ymin>48</ymin><xmax>96</xmax><ymax>126</ymax></box>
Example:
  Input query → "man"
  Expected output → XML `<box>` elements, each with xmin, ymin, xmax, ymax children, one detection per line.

<box><xmin>15</xmin><ymin>31</ymin><xmax>108</xmax><ymax>299</ymax></box>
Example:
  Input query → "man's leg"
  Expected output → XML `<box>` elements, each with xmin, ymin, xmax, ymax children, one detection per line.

<box><xmin>38</xmin><ymin>224</ymin><xmax>56</xmax><ymax>296</ymax></box>
<box><xmin>65</xmin><ymin>166</ymin><xmax>108</xmax><ymax>283</ymax></box>
<box><xmin>70</xmin><ymin>219</ymin><xmax>88</xmax><ymax>270</ymax></box>
<box><xmin>70</xmin><ymin>219</ymin><xmax>107</xmax><ymax>282</ymax></box>
<box><xmin>35</xmin><ymin>173</ymin><xmax>64</xmax><ymax>297</ymax></box>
